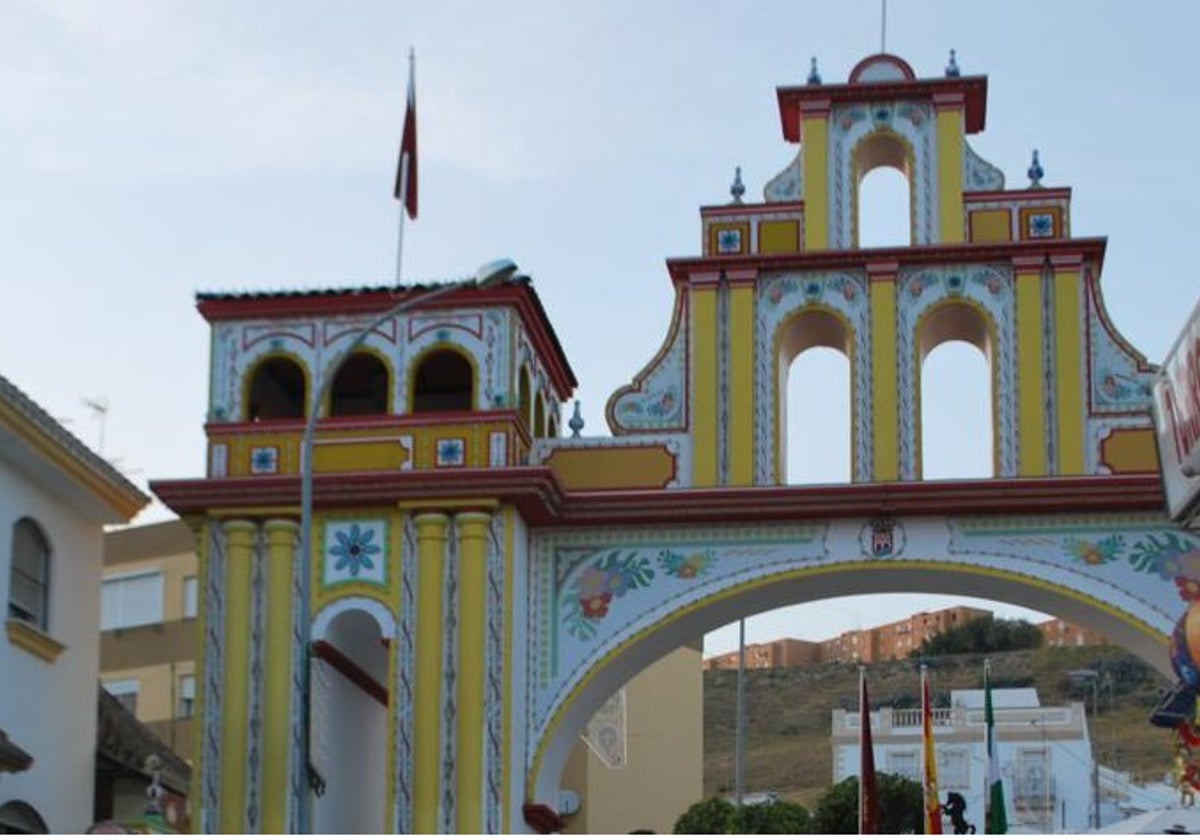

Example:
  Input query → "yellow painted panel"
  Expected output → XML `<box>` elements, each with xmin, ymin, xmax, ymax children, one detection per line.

<box><xmin>758</xmin><ymin>219</ymin><xmax>800</xmax><ymax>254</ymax></box>
<box><xmin>262</xmin><ymin>520</ymin><xmax>296</xmax><ymax>833</ymax></box>
<box><xmin>728</xmin><ymin>285</ymin><xmax>756</xmax><ymax>486</ymax></box>
<box><xmin>801</xmin><ymin>115</ymin><xmax>829</xmax><ymax>250</ymax></box>
<box><xmin>691</xmin><ymin>287</ymin><xmax>718</xmax><ymax>487</ymax></box>
<box><xmin>545</xmin><ymin>445</ymin><xmax>677</xmax><ymax>491</ymax></box>
<box><xmin>1053</xmin><ymin>269</ymin><xmax>1086</xmax><ymax>474</ymax></box>
<box><xmin>1015</xmin><ymin>271</ymin><xmax>1047</xmax><ymax>476</ymax></box>
<box><xmin>313</xmin><ymin>438</ymin><xmax>411</xmax><ymax>472</ymax></box>
<box><xmin>969</xmin><ymin>209</ymin><xmax>1011</xmax><ymax>243</ymax></box>
<box><xmin>936</xmin><ymin>109</ymin><xmax>964</xmax><ymax>244</ymax></box>
<box><xmin>870</xmin><ymin>281</ymin><xmax>899</xmax><ymax>479</ymax></box>
<box><xmin>1100</xmin><ymin>428</ymin><xmax>1160</xmax><ymax>473</ymax></box>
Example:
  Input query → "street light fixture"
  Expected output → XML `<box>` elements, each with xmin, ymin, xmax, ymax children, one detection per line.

<box><xmin>295</xmin><ymin>258</ymin><xmax>521</xmax><ymax>832</ymax></box>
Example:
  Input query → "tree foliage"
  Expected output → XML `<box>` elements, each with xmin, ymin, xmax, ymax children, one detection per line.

<box><xmin>912</xmin><ymin>615</ymin><xmax>1042</xmax><ymax>657</ymax></box>
<box><xmin>672</xmin><ymin>796</ymin><xmax>810</xmax><ymax>834</ymax></box>
<box><xmin>810</xmin><ymin>773</ymin><xmax>923</xmax><ymax>834</ymax></box>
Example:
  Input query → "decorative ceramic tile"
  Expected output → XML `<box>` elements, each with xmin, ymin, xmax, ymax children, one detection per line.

<box><xmin>1027</xmin><ymin>212</ymin><xmax>1055</xmax><ymax>238</ymax></box>
<box><xmin>322</xmin><ymin>519</ymin><xmax>388</xmax><ymax>587</ymax></box>
<box><xmin>436</xmin><ymin>437</ymin><xmax>466</xmax><ymax>467</ymax></box>
<box><xmin>249</xmin><ymin>446</ymin><xmax>279</xmax><ymax>475</ymax></box>
<box><xmin>716</xmin><ymin>227</ymin><xmax>742</xmax><ymax>254</ymax></box>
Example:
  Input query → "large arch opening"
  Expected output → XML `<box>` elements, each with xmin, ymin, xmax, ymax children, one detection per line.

<box><xmin>329</xmin><ymin>351</ymin><xmax>390</xmax><ymax>417</ymax></box>
<box><xmin>411</xmin><ymin>348</ymin><xmax>474</xmax><ymax>413</ymax></box>
<box><xmin>854</xmin><ymin>132</ymin><xmax>912</xmax><ymax>248</ymax></box>
<box><xmin>532</xmin><ymin>563</ymin><xmax>1173</xmax><ymax>816</ymax></box>
<box><xmin>246</xmin><ymin>356</ymin><xmax>307</xmax><ymax>421</ymax></box>
<box><xmin>0</xmin><ymin>800</ymin><xmax>47</xmax><ymax>833</ymax></box>
<box><xmin>918</xmin><ymin>303</ymin><xmax>994</xmax><ymax>479</ymax></box>
<box><xmin>777</xmin><ymin>309</ymin><xmax>853</xmax><ymax>485</ymax></box>
<box><xmin>311</xmin><ymin>608</ymin><xmax>389</xmax><ymax>834</ymax></box>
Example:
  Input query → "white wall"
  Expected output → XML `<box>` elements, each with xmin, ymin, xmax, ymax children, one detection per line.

<box><xmin>0</xmin><ymin>460</ymin><xmax>105</xmax><ymax>833</ymax></box>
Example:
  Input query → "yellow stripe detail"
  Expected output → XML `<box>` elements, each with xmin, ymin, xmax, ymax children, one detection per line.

<box><xmin>691</xmin><ymin>286</ymin><xmax>719</xmax><ymax>486</ymax></box>
<box><xmin>413</xmin><ymin>512</ymin><xmax>449</xmax><ymax>833</ymax></box>
<box><xmin>936</xmin><ymin>108</ymin><xmax>964</xmax><ymax>243</ymax></box>
<box><xmin>456</xmin><ymin>512</ymin><xmax>492</xmax><ymax>833</ymax></box>
<box><xmin>1015</xmin><ymin>269</ymin><xmax>1047</xmax><ymax>475</ymax></box>
<box><xmin>801</xmin><ymin>114</ymin><xmax>829</xmax><ymax>250</ymax></box>
<box><xmin>1053</xmin><ymin>266</ymin><xmax>1086</xmax><ymax>473</ymax></box>
<box><xmin>728</xmin><ymin>284</ymin><xmax>756</xmax><ymax>486</ymax></box>
<box><xmin>870</xmin><ymin>279</ymin><xmax>899</xmax><ymax>479</ymax></box>
<box><xmin>262</xmin><ymin>519</ymin><xmax>297</xmax><ymax>833</ymax></box>
<box><xmin>219</xmin><ymin>520</ymin><xmax>256</xmax><ymax>834</ymax></box>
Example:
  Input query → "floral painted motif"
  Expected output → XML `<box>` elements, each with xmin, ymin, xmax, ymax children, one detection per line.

<box><xmin>560</xmin><ymin>547</ymin><xmax>718</xmax><ymax>641</ymax></box>
<box><xmin>330</xmin><ymin>523</ymin><xmax>382</xmax><ymax>577</ymax></box>
<box><xmin>1063</xmin><ymin>535</ymin><xmax>1124</xmax><ymax>565</ymax></box>
<box><xmin>656</xmin><ymin>549</ymin><xmax>715</xmax><ymax>579</ymax></box>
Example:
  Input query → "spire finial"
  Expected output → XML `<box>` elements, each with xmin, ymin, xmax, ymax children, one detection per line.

<box><xmin>730</xmin><ymin>166</ymin><xmax>745</xmax><ymax>204</ymax></box>
<box><xmin>807</xmin><ymin>56</ymin><xmax>822</xmax><ymax>86</ymax></box>
<box><xmin>569</xmin><ymin>400</ymin><xmax>584</xmax><ymax>438</ymax></box>
<box><xmin>1027</xmin><ymin>149</ymin><xmax>1044</xmax><ymax>188</ymax></box>
<box><xmin>945</xmin><ymin>48</ymin><xmax>960</xmax><ymax>77</ymax></box>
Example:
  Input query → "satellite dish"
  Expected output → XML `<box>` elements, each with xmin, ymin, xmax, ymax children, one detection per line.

<box><xmin>474</xmin><ymin>258</ymin><xmax>519</xmax><ymax>287</ymax></box>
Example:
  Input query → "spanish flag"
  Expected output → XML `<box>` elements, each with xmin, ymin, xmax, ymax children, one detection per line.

<box><xmin>922</xmin><ymin>664</ymin><xmax>942</xmax><ymax>833</ymax></box>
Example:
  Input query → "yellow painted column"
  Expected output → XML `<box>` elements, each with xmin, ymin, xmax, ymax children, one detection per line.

<box><xmin>868</xmin><ymin>263</ymin><xmax>900</xmax><ymax>480</ymax></box>
<box><xmin>1014</xmin><ymin>256</ymin><xmax>1048</xmax><ymax>476</ymax></box>
<box><xmin>219</xmin><ymin>519</ymin><xmax>257</xmax><ymax>834</ymax></box>
<box><xmin>801</xmin><ymin>99</ymin><xmax>831</xmax><ymax>250</ymax></box>
<box><xmin>455</xmin><ymin>510</ymin><xmax>492</xmax><ymax>834</ymax></box>
<box><xmin>934</xmin><ymin>93</ymin><xmax>965</xmax><ymax>244</ymax></box>
<box><xmin>727</xmin><ymin>270</ymin><xmax>758</xmax><ymax>486</ymax></box>
<box><xmin>261</xmin><ymin>518</ymin><xmax>298</xmax><ymax>833</ymax></box>
<box><xmin>413</xmin><ymin>511</ymin><xmax>450</xmax><ymax>834</ymax></box>
<box><xmin>1051</xmin><ymin>253</ymin><xmax>1087</xmax><ymax>474</ymax></box>
<box><xmin>690</xmin><ymin>276</ymin><xmax>719</xmax><ymax>487</ymax></box>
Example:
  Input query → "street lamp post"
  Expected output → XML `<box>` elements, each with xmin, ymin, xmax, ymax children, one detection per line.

<box><xmin>294</xmin><ymin>258</ymin><xmax>521</xmax><ymax>832</ymax></box>
<box><xmin>1068</xmin><ymin>668</ymin><xmax>1102</xmax><ymax>830</ymax></box>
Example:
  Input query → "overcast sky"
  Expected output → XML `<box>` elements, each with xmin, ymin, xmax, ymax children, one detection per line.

<box><xmin>3</xmin><ymin>1</ymin><xmax>1197</xmax><ymax>655</ymax></box>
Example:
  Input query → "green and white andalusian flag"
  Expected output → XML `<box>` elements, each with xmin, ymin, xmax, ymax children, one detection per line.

<box><xmin>984</xmin><ymin>660</ymin><xmax>1008</xmax><ymax>834</ymax></box>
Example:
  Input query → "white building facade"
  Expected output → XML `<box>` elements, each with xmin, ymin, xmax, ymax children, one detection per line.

<box><xmin>832</xmin><ymin>688</ymin><xmax>1101</xmax><ymax>833</ymax></box>
<box><xmin>0</xmin><ymin>375</ymin><xmax>147</xmax><ymax>833</ymax></box>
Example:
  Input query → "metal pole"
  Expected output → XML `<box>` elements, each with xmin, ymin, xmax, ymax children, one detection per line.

<box><xmin>735</xmin><ymin>618</ymin><xmax>746</xmax><ymax>807</ymax></box>
<box><xmin>1091</xmin><ymin>678</ymin><xmax>1100</xmax><ymax>829</ymax></box>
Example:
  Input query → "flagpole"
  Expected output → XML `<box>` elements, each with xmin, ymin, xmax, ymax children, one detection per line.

<box><xmin>396</xmin><ymin>48</ymin><xmax>415</xmax><ymax>283</ymax></box>
<box><xmin>858</xmin><ymin>666</ymin><xmax>865</xmax><ymax>834</ymax></box>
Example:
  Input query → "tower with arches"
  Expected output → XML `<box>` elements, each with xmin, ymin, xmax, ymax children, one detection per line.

<box><xmin>154</xmin><ymin>52</ymin><xmax>1191</xmax><ymax>834</ymax></box>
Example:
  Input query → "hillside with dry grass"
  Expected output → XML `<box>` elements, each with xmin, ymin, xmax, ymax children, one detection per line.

<box><xmin>703</xmin><ymin>646</ymin><xmax>1179</xmax><ymax>808</ymax></box>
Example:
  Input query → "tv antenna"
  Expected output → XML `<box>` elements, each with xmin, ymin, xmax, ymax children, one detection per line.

<box><xmin>83</xmin><ymin>396</ymin><xmax>109</xmax><ymax>454</ymax></box>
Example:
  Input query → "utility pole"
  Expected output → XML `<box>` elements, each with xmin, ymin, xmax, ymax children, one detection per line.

<box><xmin>735</xmin><ymin>618</ymin><xmax>746</xmax><ymax>806</ymax></box>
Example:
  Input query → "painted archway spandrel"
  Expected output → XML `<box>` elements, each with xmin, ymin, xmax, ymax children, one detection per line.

<box><xmin>755</xmin><ymin>270</ymin><xmax>872</xmax><ymax>483</ymax></box>
<box><xmin>895</xmin><ymin>264</ymin><xmax>1017</xmax><ymax>478</ymax></box>
<box><xmin>963</xmin><ymin>140</ymin><xmax>1005</xmax><ymax>192</ymax></box>
<box><xmin>1084</xmin><ymin>272</ymin><xmax>1156</xmax><ymax>416</ymax></box>
<box><xmin>763</xmin><ymin>149</ymin><xmax>804</xmax><ymax>202</ymax></box>
<box><xmin>830</xmin><ymin>101</ymin><xmax>936</xmax><ymax>249</ymax></box>
<box><xmin>606</xmin><ymin>294</ymin><xmax>689</xmax><ymax>434</ymax></box>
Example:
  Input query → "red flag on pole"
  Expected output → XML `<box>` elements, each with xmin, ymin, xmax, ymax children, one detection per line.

<box><xmin>394</xmin><ymin>51</ymin><xmax>418</xmax><ymax>219</ymax></box>
<box><xmin>922</xmin><ymin>665</ymin><xmax>942</xmax><ymax>833</ymax></box>
<box><xmin>859</xmin><ymin>668</ymin><xmax>879</xmax><ymax>834</ymax></box>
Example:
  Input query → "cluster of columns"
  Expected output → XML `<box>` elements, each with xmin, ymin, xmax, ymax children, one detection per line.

<box><xmin>207</xmin><ymin>507</ymin><xmax>498</xmax><ymax>835</ymax></box>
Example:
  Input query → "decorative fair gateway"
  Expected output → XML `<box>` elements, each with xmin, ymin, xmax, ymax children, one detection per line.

<box><xmin>153</xmin><ymin>52</ymin><xmax>1187</xmax><ymax>834</ymax></box>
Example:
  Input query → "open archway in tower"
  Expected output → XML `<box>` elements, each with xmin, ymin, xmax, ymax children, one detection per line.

<box><xmin>855</xmin><ymin>132</ymin><xmax>913</xmax><ymax>248</ymax></box>
<box><xmin>777</xmin><ymin>309</ymin><xmax>853</xmax><ymax>485</ymax></box>
<box><xmin>329</xmin><ymin>351</ymin><xmax>390</xmax><ymax>417</ymax></box>
<box><xmin>311</xmin><ymin>607</ymin><xmax>389</xmax><ymax>834</ymax></box>
<box><xmin>917</xmin><ymin>303</ymin><xmax>995</xmax><ymax>479</ymax></box>
<box><xmin>247</xmin><ymin>356</ymin><xmax>307</xmax><ymax>421</ymax></box>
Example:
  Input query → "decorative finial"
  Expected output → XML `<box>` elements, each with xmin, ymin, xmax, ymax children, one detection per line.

<box><xmin>1027</xmin><ymin>149</ymin><xmax>1044</xmax><ymax>188</ymax></box>
<box><xmin>569</xmin><ymin>400</ymin><xmax>584</xmax><ymax>438</ymax></box>
<box><xmin>807</xmin><ymin>56</ymin><xmax>821</xmax><ymax>86</ymax></box>
<box><xmin>730</xmin><ymin>166</ymin><xmax>745</xmax><ymax>204</ymax></box>
<box><xmin>945</xmin><ymin>48</ymin><xmax>960</xmax><ymax>77</ymax></box>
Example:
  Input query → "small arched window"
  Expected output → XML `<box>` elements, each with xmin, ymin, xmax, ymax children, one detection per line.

<box><xmin>9</xmin><ymin>518</ymin><xmax>50</xmax><ymax>630</ymax></box>
<box><xmin>547</xmin><ymin>414</ymin><xmax>558</xmax><ymax>438</ymax></box>
<box><xmin>517</xmin><ymin>366</ymin><xmax>533</xmax><ymax>428</ymax></box>
<box><xmin>412</xmin><ymin>349</ymin><xmax>473</xmax><ymax>413</ymax></box>
<box><xmin>534</xmin><ymin>396</ymin><xmax>547</xmax><ymax>438</ymax></box>
<box><xmin>330</xmin><ymin>352</ymin><xmax>389</xmax><ymax>417</ymax></box>
<box><xmin>247</xmin><ymin>357</ymin><xmax>307</xmax><ymax>421</ymax></box>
